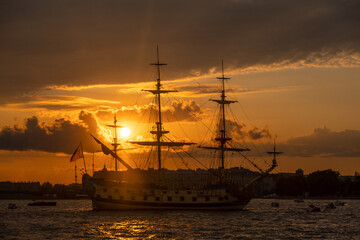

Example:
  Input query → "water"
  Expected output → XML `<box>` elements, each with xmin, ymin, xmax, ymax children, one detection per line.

<box><xmin>1</xmin><ymin>199</ymin><xmax>359</xmax><ymax>239</ymax></box>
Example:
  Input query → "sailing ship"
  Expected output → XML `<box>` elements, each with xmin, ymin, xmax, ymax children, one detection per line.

<box><xmin>82</xmin><ymin>48</ymin><xmax>278</xmax><ymax>210</ymax></box>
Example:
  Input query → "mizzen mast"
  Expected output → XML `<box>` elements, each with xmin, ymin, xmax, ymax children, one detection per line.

<box><xmin>266</xmin><ymin>139</ymin><xmax>281</xmax><ymax>173</ymax></box>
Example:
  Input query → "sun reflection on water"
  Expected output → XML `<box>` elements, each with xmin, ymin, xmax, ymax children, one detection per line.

<box><xmin>94</xmin><ymin>220</ymin><xmax>157</xmax><ymax>239</ymax></box>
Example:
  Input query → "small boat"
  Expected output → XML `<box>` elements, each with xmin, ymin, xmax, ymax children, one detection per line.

<box><xmin>334</xmin><ymin>200</ymin><xmax>345</xmax><ymax>206</ymax></box>
<box><xmin>325</xmin><ymin>202</ymin><xmax>336</xmax><ymax>209</ymax></box>
<box><xmin>8</xmin><ymin>203</ymin><xmax>17</xmax><ymax>209</ymax></box>
<box><xmin>294</xmin><ymin>198</ymin><xmax>304</xmax><ymax>203</ymax></box>
<box><xmin>307</xmin><ymin>204</ymin><xmax>320</xmax><ymax>212</ymax></box>
<box><xmin>27</xmin><ymin>201</ymin><xmax>57</xmax><ymax>206</ymax></box>
<box><xmin>271</xmin><ymin>202</ymin><xmax>279</xmax><ymax>207</ymax></box>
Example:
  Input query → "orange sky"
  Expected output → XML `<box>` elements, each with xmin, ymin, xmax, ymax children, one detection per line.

<box><xmin>0</xmin><ymin>0</ymin><xmax>360</xmax><ymax>184</ymax></box>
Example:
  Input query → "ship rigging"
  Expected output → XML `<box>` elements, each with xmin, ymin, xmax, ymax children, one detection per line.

<box><xmin>83</xmin><ymin>48</ymin><xmax>279</xmax><ymax>210</ymax></box>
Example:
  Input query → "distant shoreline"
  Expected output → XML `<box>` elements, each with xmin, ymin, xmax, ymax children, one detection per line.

<box><xmin>257</xmin><ymin>196</ymin><xmax>360</xmax><ymax>200</ymax></box>
<box><xmin>0</xmin><ymin>197</ymin><xmax>90</xmax><ymax>200</ymax></box>
<box><xmin>2</xmin><ymin>197</ymin><xmax>360</xmax><ymax>200</ymax></box>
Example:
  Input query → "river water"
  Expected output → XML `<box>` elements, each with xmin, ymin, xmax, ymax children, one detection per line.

<box><xmin>1</xmin><ymin>199</ymin><xmax>359</xmax><ymax>239</ymax></box>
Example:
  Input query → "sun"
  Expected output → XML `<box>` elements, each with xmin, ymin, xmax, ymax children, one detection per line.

<box><xmin>120</xmin><ymin>127</ymin><xmax>130</xmax><ymax>138</ymax></box>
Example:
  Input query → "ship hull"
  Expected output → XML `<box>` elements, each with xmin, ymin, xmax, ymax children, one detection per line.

<box><xmin>83</xmin><ymin>169</ymin><xmax>258</xmax><ymax>211</ymax></box>
<box><xmin>90</xmin><ymin>183</ymin><xmax>252</xmax><ymax>210</ymax></box>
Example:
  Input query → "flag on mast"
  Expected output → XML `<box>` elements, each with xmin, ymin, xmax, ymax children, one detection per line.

<box><xmin>70</xmin><ymin>143</ymin><xmax>84</xmax><ymax>162</ymax></box>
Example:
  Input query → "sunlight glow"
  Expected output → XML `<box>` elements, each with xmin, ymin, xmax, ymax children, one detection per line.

<box><xmin>120</xmin><ymin>127</ymin><xmax>130</xmax><ymax>138</ymax></box>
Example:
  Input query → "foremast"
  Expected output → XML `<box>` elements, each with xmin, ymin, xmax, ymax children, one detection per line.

<box><xmin>90</xmin><ymin>112</ymin><xmax>134</xmax><ymax>171</ymax></box>
<box><xmin>200</xmin><ymin>61</ymin><xmax>250</xmax><ymax>169</ymax></box>
<box><xmin>106</xmin><ymin>111</ymin><xmax>123</xmax><ymax>171</ymax></box>
<box><xmin>130</xmin><ymin>47</ymin><xmax>194</xmax><ymax>170</ymax></box>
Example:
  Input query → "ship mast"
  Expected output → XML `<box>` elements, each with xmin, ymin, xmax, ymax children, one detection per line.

<box><xmin>130</xmin><ymin>46</ymin><xmax>194</xmax><ymax>170</ymax></box>
<box><xmin>106</xmin><ymin>111</ymin><xmax>123</xmax><ymax>171</ymax></box>
<box><xmin>152</xmin><ymin>47</ymin><xmax>166</xmax><ymax>169</ymax></box>
<box><xmin>200</xmin><ymin>60</ymin><xmax>250</xmax><ymax>169</ymax></box>
<box><xmin>266</xmin><ymin>139</ymin><xmax>281</xmax><ymax>173</ymax></box>
<box><xmin>218</xmin><ymin>60</ymin><xmax>231</xmax><ymax>168</ymax></box>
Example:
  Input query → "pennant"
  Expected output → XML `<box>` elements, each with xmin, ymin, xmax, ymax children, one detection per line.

<box><xmin>70</xmin><ymin>143</ymin><xmax>84</xmax><ymax>162</ymax></box>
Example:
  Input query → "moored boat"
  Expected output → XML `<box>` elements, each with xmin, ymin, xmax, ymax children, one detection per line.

<box><xmin>325</xmin><ymin>202</ymin><xmax>336</xmax><ymax>209</ymax></box>
<box><xmin>334</xmin><ymin>200</ymin><xmax>346</xmax><ymax>206</ymax></box>
<box><xmin>8</xmin><ymin>203</ymin><xmax>17</xmax><ymax>209</ymax></box>
<box><xmin>307</xmin><ymin>204</ymin><xmax>320</xmax><ymax>212</ymax></box>
<box><xmin>27</xmin><ymin>201</ymin><xmax>57</xmax><ymax>206</ymax></box>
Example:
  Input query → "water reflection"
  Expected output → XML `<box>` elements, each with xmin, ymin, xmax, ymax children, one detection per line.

<box><xmin>1</xmin><ymin>199</ymin><xmax>360</xmax><ymax>239</ymax></box>
<box><xmin>85</xmin><ymin>215</ymin><xmax>160</xmax><ymax>239</ymax></box>
<box><xmin>106</xmin><ymin>220</ymin><xmax>154</xmax><ymax>239</ymax></box>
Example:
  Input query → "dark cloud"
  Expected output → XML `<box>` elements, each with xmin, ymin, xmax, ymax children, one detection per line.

<box><xmin>217</xmin><ymin>120</ymin><xmax>271</xmax><ymax>141</ymax></box>
<box><xmin>281</xmin><ymin>127</ymin><xmax>360</xmax><ymax>157</ymax></box>
<box><xmin>79</xmin><ymin>111</ymin><xmax>99</xmax><ymax>133</ymax></box>
<box><xmin>0</xmin><ymin>112</ymin><xmax>101</xmax><ymax>154</ymax></box>
<box><xmin>1</xmin><ymin>0</ymin><xmax>359</xmax><ymax>103</ymax></box>
<box><xmin>164</xmin><ymin>99</ymin><xmax>203</xmax><ymax>122</ymax></box>
<box><xmin>5</xmin><ymin>95</ymin><xmax>123</xmax><ymax>111</ymax></box>
<box><xmin>248</xmin><ymin>127</ymin><xmax>272</xmax><ymax>140</ymax></box>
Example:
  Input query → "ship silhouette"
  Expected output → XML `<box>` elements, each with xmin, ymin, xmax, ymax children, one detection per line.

<box><xmin>82</xmin><ymin>48</ymin><xmax>278</xmax><ymax>210</ymax></box>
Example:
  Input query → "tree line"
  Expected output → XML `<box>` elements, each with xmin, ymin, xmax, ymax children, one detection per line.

<box><xmin>275</xmin><ymin>169</ymin><xmax>360</xmax><ymax>197</ymax></box>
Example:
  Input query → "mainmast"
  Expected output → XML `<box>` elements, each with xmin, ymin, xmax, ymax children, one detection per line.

<box><xmin>130</xmin><ymin>46</ymin><xmax>194</xmax><ymax>170</ymax></box>
<box><xmin>152</xmin><ymin>47</ymin><xmax>166</xmax><ymax>169</ymax></box>
<box><xmin>200</xmin><ymin>60</ymin><xmax>250</xmax><ymax>169</ymax></box>
<box><xmin>217</xmin><ymin>60</ymin><xmax>232</xmax><ymax>168</ymax></box>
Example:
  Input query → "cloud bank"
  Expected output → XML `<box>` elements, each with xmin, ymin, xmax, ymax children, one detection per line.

<box><xmin>0</xmin><ymin>112</ymin><xmax>101</xmax><ymax>154</ymax></box>
<box><xmin>96</xmin><ymin>99</ymin><xmax>204</xmax><ymax>123</ymax></box>
<box><xmin>1</xmin><ymin>0</ymin><xmax>359</xmax><ymax>103</ymax></box>
<box><xmin>281</xmin><ymin>127</ymin><xmax>360</xmax><ymax>157</ymax></box>
<box><xmin>225</xmin><ymin>120</ymin><xmax>271</xmax><ymax>142</ymax></box>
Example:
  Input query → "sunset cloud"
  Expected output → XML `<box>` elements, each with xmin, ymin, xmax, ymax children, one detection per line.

<box><xmin>281</xmin><ymin>127</ymin><xmax>360</xmax><ymax>157</ymax></box>
<box><xmin>165</xmin><ymin>99</ymin><xmax>203</xmax><ymax>122</ymax></box>
<box><xmin>206</xmin><ymin>120</ymin><xmax>272</xmax><ymax>145</ymax></box>
<box><xmin>226</xmin><ymin>120</ymin><xmax>272</xmax><ymax>142</ymax></box>
<box><xmin>3</xmin><ymin>95</ymin><xmax>122</xmax><ymax>111</ymax></box>
<box><xmin>0</xmin><ymin>113</ymin><xmax>102</xmax><ymax>154</ymax></box>
<box><xmin>96</xmin><ymin>99</ymin><xmax>205</xmax><ymax>123</ymax></box>
<box><xmin>174</xmin><ymin>84</ymin><xmax>248</xmax><ymax>97</ymax></box>
<box><xmin>1</xmin><ymin>0</ymin><xmax>360</xmax><ymax>181</ymax></box>
<box><xmin>1</xmin><ymin>0</ymin><xmax>359</xmax><ymax>103</ymax></box>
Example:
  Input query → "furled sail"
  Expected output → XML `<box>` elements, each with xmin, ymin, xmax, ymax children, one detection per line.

<box><xmin>198</xmin><ymin>146</ymin><xmax>250</xmax><ymax>152</ymax></box>
<box><xmin>90</xmin><ymin>134</ymin><xmax>133</xmax><ymax>170</ymax></box>
<box><xmin>129</xmin><ymin>141</ymin><xmax>195</xmax><ymax>147</ymax></box>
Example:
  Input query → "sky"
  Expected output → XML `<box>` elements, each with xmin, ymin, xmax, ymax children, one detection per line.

<box><xmin>0</xmin><ymin>0</ymin><xmax>360</xmax><ymax>184</ymax></box>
